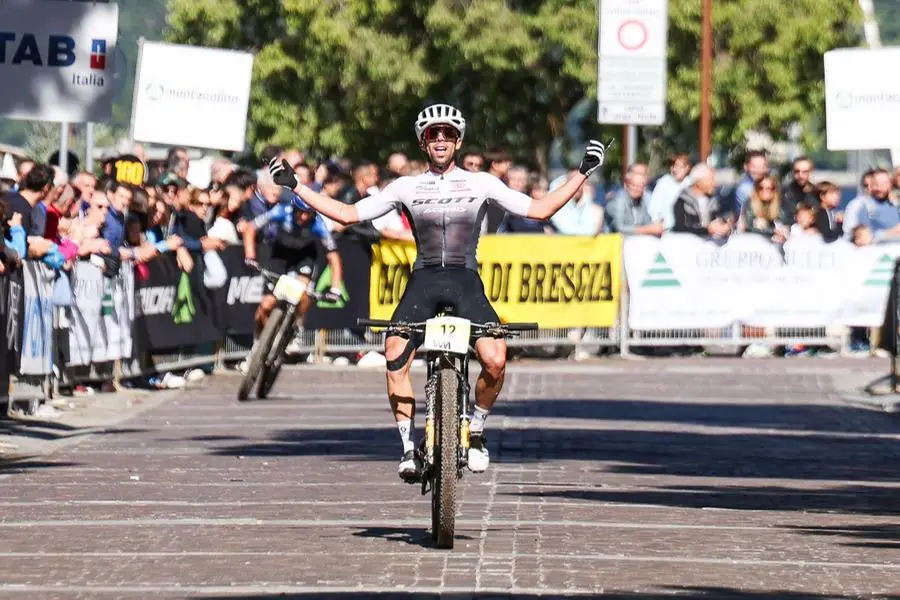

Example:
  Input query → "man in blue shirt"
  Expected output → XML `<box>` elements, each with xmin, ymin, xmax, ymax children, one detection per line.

<box><xmin>854</xmin><ymin>169</ymin><xmax>900</xmax><ymax>242</ymax></box>
<box><xmin>732</xmin><ymin>150</ymin><xmax>769</xmax><ymax>216</ymax></box>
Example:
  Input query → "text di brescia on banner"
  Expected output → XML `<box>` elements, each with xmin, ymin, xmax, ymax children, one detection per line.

<box><xmin>624</xmin><ymin>234</ymin><xmax>900</xmax><ymax>329</ymax></box>
<box><xmin>0</xmin><ymin>0</ymin><xmax>119</xmax><ymax>122</ymax></box>
<box><xmin>131</xmin><ymin>41</ymin><xmax>254</xmax><ymax>152</ymax></box>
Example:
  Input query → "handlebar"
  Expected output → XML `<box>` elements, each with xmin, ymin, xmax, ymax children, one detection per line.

<box><xmin>356</xmin><ymin>318</ymin><xmax>539</xmax><ymax>335</ymax></box>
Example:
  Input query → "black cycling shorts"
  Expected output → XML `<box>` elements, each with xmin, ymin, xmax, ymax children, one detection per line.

<box><xmin>391</xmin><ymin>267</ymin><xmax>499</xmax><ymax>344</ymax></box>
<box><xmin>263</xmin><ymin>243</ymin><xmax>318</xmax><ymax>280</ymax></box>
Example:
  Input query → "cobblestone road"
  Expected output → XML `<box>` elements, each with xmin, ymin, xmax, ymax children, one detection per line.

<box><xmin>2</xmin><ymin>358</ymin><xmax>900</xmax><ymax>599</ymax></box>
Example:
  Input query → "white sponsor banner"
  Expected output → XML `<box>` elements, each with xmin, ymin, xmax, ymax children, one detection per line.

<box><xmin>20</xmin><ymin>262</ymin><xmax>54</xmax><ymax>375</ymax></box>
<box><xmin>597</xmin><ymin>0</ymin><xmax>668</xmax><ymax>126</ymax></box>
<box><xmin>0</xmin><ymin>0</ymin><xmax>119</xmax><ymax>122</ymax></box>
<box><xmin>69</xmin><ymin>262</ymin><xmax>134</xmax><ymax>365</ymax></box>
<box><xmin>624</xmin><ymin>234</ymin><xmax>900</xmax><ymax>329</ymax></box>
<box><xmin>131</xmin><ymin>41</ymin><xmax>254</xmax><ymax>151</ymax></box>
<box><xmin>824</xmin><ymin>47</ymin><xmax>900</xmax><ymax>151</ymax></box>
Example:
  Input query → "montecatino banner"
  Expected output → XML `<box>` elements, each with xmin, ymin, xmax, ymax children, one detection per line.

<box><xmin>369</xmin><ymin>235</ymin><xmax>623</xmax><ymax>328</ymax></box>
<box><xmin>624</xmin><ymin>233</ymin><xmax>900</xmax><ymax>329</ymax></box>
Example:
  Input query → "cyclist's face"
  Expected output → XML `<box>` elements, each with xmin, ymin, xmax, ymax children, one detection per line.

<box><xmin>420</xmin><ymin>125</ymin><xmax>462</xmax><ymax>168</ymax></box>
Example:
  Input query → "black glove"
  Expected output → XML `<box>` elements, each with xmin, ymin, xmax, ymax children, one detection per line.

<box><xmin>268</xmin><ymin>157</ymin><xmax>298</xmax><ymax>189</ymax></box>
<box><xmin>578</xmin><ymin>139</ymin><xmax>607</xmax><ymax>177</ymax></box>
<box><xmin>323</xmin><ymin>287</ymin><xmax>343</xmax><ymax>303</ymax></box>
<box><xmin>244</xmin><ymin>257</ymin><xmax>259</xmax><ymax>271</ymax></box>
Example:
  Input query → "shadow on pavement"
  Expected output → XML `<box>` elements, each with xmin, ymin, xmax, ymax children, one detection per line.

<box><xmin>0</xmin><ymin>458</ymin><xmax>82</xmax><ymax>473</ymax></box>
<box><xmin>207</xmin><ymin>423</ymin><xmax>900</xmax><ymax>484</ymax></box>
<box><xmin>351</xmin><ymin>526</ymin><xmax>474</xmax><ymax>548</ymax></box>
<box><xmin>784</xmin><ymin>523</ymin><xmax>900</xmax><ymax>549</ymax></box>
<box><xmin>512</xmin><ymin>484</ymin><xmax>900</xmax><ymax>517</ymax></box>
<box><xmin>191</xmin><ymin>587</ymin><xmax>900</xmax><ymax>599</ymax></box>
<box><xmin>492</xmin><ymin>398</ymin><xmax>900</xmax><ymax>434</ymax></box>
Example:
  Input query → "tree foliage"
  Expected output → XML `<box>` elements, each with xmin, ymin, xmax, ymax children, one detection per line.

<box><xmin>164</xmin><ymin>0</ymin><xmax>862</xmax><ymax>170</ymax></box>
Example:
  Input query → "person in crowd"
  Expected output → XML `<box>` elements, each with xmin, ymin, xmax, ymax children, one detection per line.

<box><xmin>649</xmin><ymin>153</ymin><xmax>691</xmax><ymax>230</ymax></box>
<box><xmin>739</xmin><ymin>175</ymin><xmax>788</xmax><ymax>243</ymax></box>
<box><xmin>548</xmin><ymin>169</ymin><xmax>604</xmax><ymax>235</ymax></box>
<box><xmin>294</xmin><ymin>163</ymin><xmax>313</xmax><ymax>187</ymax></box>
<box><xmin>849</xmin><ymin>169</ymin><xmax>900</xmax><ymax>243</ymax></box>
<box><xmin>672</xmin><ymin>163</ymin><xmax>731</xmax><ymax>239</ymax></box>
<box><xmin>167</xmin><ymin>146</ymin><xmax>190</xmax><ymax>181</ymax></box>
<box><xmin>842</xmin><ymin>169</ymin><xmax>875</xmax><ymax>239</ymax></box>
<box><xmin>387</xmin><ymin>152</ymin><xmax>409</xmax><ymax>176</ymax></box>
<box><xmin>781</xmin><ymin>156</ymin><xmax>817</xmax><ymax>223</ymax></box>
<box><xmin>2</xmin><ymin>162</ymin><xmax>56</xmax><ymax>259</ymax></box>
<box><xmin>814</xmin><ymin>181</ymin><xmax>843</xmax><ymax>242</ymax></box>
<box><xmin>72</xmin><ymin>171</ymin><xmax>97</xmax><ymax>211</ymax></box>
<box><xmin>210</xmin><ymin>157</ymin><xmax>235</xmax><ymax>186</ymax></box>
<box><xmin>335</xmin><ymin>162</ymin><xmax>381</xmax><ymax>243</ymax></box>
<box><xmin>852</xmin><ymin>224</ymin><xmax>873</xmax><ymax>247</ymax></box>
<box><xmin>732</xmin><ymin>150</ymin><xmax>769</xmax><ymax>216</ymax></box>
<box><xmin>789</xmin><ymin>200</ymin><xmax>823</xmax><ymax>240</ymax></box>
<box><xmin>497</xmin><ymin>167</ymin><xmax>552</xmax><ymax>234</ymax></box>
<box><xmin>605</xmin><ymin>168</ymin><xmax>664</xmax><ymax>237</ymax></box>
<box><xmin>11</xmin><ymin>157</ymin><xmax>35</xmax><ymax>192</ymax></box>
<box><xmin>460</xmin><ymin>151</ymin><xmax>485</xmax><ymax>173</ymax></box>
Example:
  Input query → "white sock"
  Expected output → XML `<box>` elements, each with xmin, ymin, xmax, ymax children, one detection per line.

<box><xmin>397</xmin><ymin>419</ymin><xmax>414</xmax><ymax>453</ymax></box>
<box><xmin>469</xmin><ymin>405</ymin><xmax>489</xmax><ymax>434</ymax></box>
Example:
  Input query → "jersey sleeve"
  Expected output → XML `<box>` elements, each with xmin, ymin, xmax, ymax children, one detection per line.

<box><xmin>312</xmin><ymin>215</ymin><xmax>338</xmax><ymax>253</ymax></box>
<box><xmin>252</xmin><ymin>204</ymin><xmax>287</xmax><ymax>230</ymax></box>
<box><xmin>354</xmin><ymin>180</ymin><xmax>403</xmax><ymax>222</ymax></box>
<box><xmin>482</xmin><ymin>174</ymin><xmax>533</xmax><ymax>217</ymax></box>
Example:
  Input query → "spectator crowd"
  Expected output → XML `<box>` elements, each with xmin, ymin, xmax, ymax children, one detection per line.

<box><xmin>2</xmin><ymin>141</ymin><xmax>900</xmax><ymax>386</ymax></box>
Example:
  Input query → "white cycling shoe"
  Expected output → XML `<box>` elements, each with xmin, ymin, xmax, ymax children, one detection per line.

<box><xmin>467</xmin><ymin>433</ymin><xmax>490</xmax><ymax>473</ymax></box>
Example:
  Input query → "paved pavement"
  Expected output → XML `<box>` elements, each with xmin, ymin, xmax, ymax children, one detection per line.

<box><xmin>1</xmin><ymin>358</ymin><xmax>900</xmax><ymax>599</ymax></box>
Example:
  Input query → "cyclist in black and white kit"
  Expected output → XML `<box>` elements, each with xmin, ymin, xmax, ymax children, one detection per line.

<box><xmin>267</xmin><ymin>104</ymin><xmax>607</xmax><ymax>480</ymax></box>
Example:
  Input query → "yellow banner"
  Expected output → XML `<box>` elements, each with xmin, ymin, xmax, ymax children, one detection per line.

<box><xmin>368</xmin><ymin>234</ymin><xmax>622</xmax><ymax>327</ymax></box>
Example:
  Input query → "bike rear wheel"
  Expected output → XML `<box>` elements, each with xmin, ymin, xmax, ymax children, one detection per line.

<box><xmin>257</xmin><ymin>305</ymin><xmax>296</xmax><ymax>399</ymax></box>
<box><xmin>237</xmin><ymin>306</ymin><xmax>285</xmax><ymax>402</ymax></box>
<box><xmin>432</xmin><ymin>360</ymin><xmax>459</xmax><ymax>549</ymax></box>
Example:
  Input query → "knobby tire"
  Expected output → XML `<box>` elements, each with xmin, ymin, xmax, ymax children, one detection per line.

<box><xmin>258</xmin><ymin>305</ymin><xmax>296</xmax><ymax>399</ymax></box>
<box><xmin>237</xmin><ymin>306</ymin><xmax>285</xmax><ymax>401</ymax></box>
<box><xmin>433</xmin><ymin>361</ymin><xmax>459</xmax><ymax>549</ymax></box>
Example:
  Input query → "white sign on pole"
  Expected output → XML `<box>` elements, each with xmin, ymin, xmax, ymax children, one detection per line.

<box><xmin>131</xmin><ymin>41</ymin><xmax>254</xmax><ymax>152</ymax></box>
<box><xmin>0</xmin><ymin>0</ymin><xmax>119</xmax><ymax>123</ymax></box>
<box><xmin>824</xmin><ymin>47</ymin><xmax>900</xmax><ymax>151</ymax></box>
<box><xmin>597</xmin><ymin>0</ymin><xmax>668</xmax><ymax>126</ymax></box>
<box><xmin>597</xmin><ymin>0</ymin><xmax>668</xmax><ymax>125</ymax></box>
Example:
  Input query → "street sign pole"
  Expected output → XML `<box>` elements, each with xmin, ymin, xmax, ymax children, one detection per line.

<box><xmin>598</xmin><ymin>0</ymin><xmax>669</xmax><ymax>170</ymax></box>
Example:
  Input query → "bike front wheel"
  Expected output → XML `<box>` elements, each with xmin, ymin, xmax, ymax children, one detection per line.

<box><xmin>257</xmin><ymin>305</ymin><xmax>297</xmax><ymax>399</ymax></box>
<box><xmin>432</xmin><ymin>360</ymin><xmax>460</xmax><ymax>549</ymax></box>
<box><xmin>237</xmin><ymin>306</ymin><xmax>285</xmax><ymax>402</ymax></box>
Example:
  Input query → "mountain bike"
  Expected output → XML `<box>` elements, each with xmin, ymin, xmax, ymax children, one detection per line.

<box><xmin>358</xmin><ymin>312</ymin><xmax>537</xmax><ymax>549</ymax></box>
<box><xmin>237</xmin><ymin>267</ymin><xmax>311</xmax><ymax>401</ymax></box>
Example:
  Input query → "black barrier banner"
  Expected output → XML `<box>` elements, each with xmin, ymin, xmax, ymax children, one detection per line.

<box><xmin>218</xmin><ymin>246</ymin><xmax>262</xmax><ymax>336</ymax></box>
<box><xmin>0</xmin><ymin>275</ymin><xmax>8</xmax><ymax>397</ymax></box>
<box><xmin>133</xmin><ymin>253</ymin><xmax>221</xmax><ymax>350</ymax></box>
<box><xmin>305</xmin><ymin>237</ymin><xmax>370</xmax><ymax>331</ymax></box>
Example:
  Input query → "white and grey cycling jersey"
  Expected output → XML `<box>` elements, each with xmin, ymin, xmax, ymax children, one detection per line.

<box><xmin>354</xmin><ymin>168</ymin><xmax>533</xmax><ymax>270</ymax></box>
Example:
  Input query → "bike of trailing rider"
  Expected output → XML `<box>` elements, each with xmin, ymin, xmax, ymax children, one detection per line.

<box><xmin>242</xmin><ymin>192</ymin><xmax>344</xmax><ymax>354</ymax></box>
<box><xmin>266</xmin><ymin>104</ymin><xmax>607</xmax><ymax>482</ymax></box>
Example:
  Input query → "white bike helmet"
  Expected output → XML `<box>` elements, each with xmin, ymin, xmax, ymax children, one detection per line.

<box><xmin>414</xmin><ymin>104</ymin><xmax>466</xmax><ymax>142</ymax></box>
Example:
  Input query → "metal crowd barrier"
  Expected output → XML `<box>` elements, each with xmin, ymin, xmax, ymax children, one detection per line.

<box><xmin>0</xmin><ymin>257</ymin><xmax>869</xmax><ymax>415</ymax></box>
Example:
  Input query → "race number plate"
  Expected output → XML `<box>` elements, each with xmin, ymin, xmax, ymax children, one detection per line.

<box><xmin>422</xmin><ymin>316</ymin><xmax>471</xmax><ymax>354</ymax></box>
<box><xmin>272</xmin><ymin>276</ymin><xmax>305</xmax><ymax>305</ymax></box>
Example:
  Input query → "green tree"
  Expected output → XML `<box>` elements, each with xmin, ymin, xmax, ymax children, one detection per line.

<box><xmin>164</xmin><ymin>0</ymin><xmax>862</xmax><ymax>173</ymax></box>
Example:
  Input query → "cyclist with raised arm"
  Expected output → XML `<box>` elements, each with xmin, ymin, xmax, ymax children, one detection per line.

<box><xmin>267</xmin><ymin>104</ymin><xmax>606</xmax><ymax>481</ymax></box>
